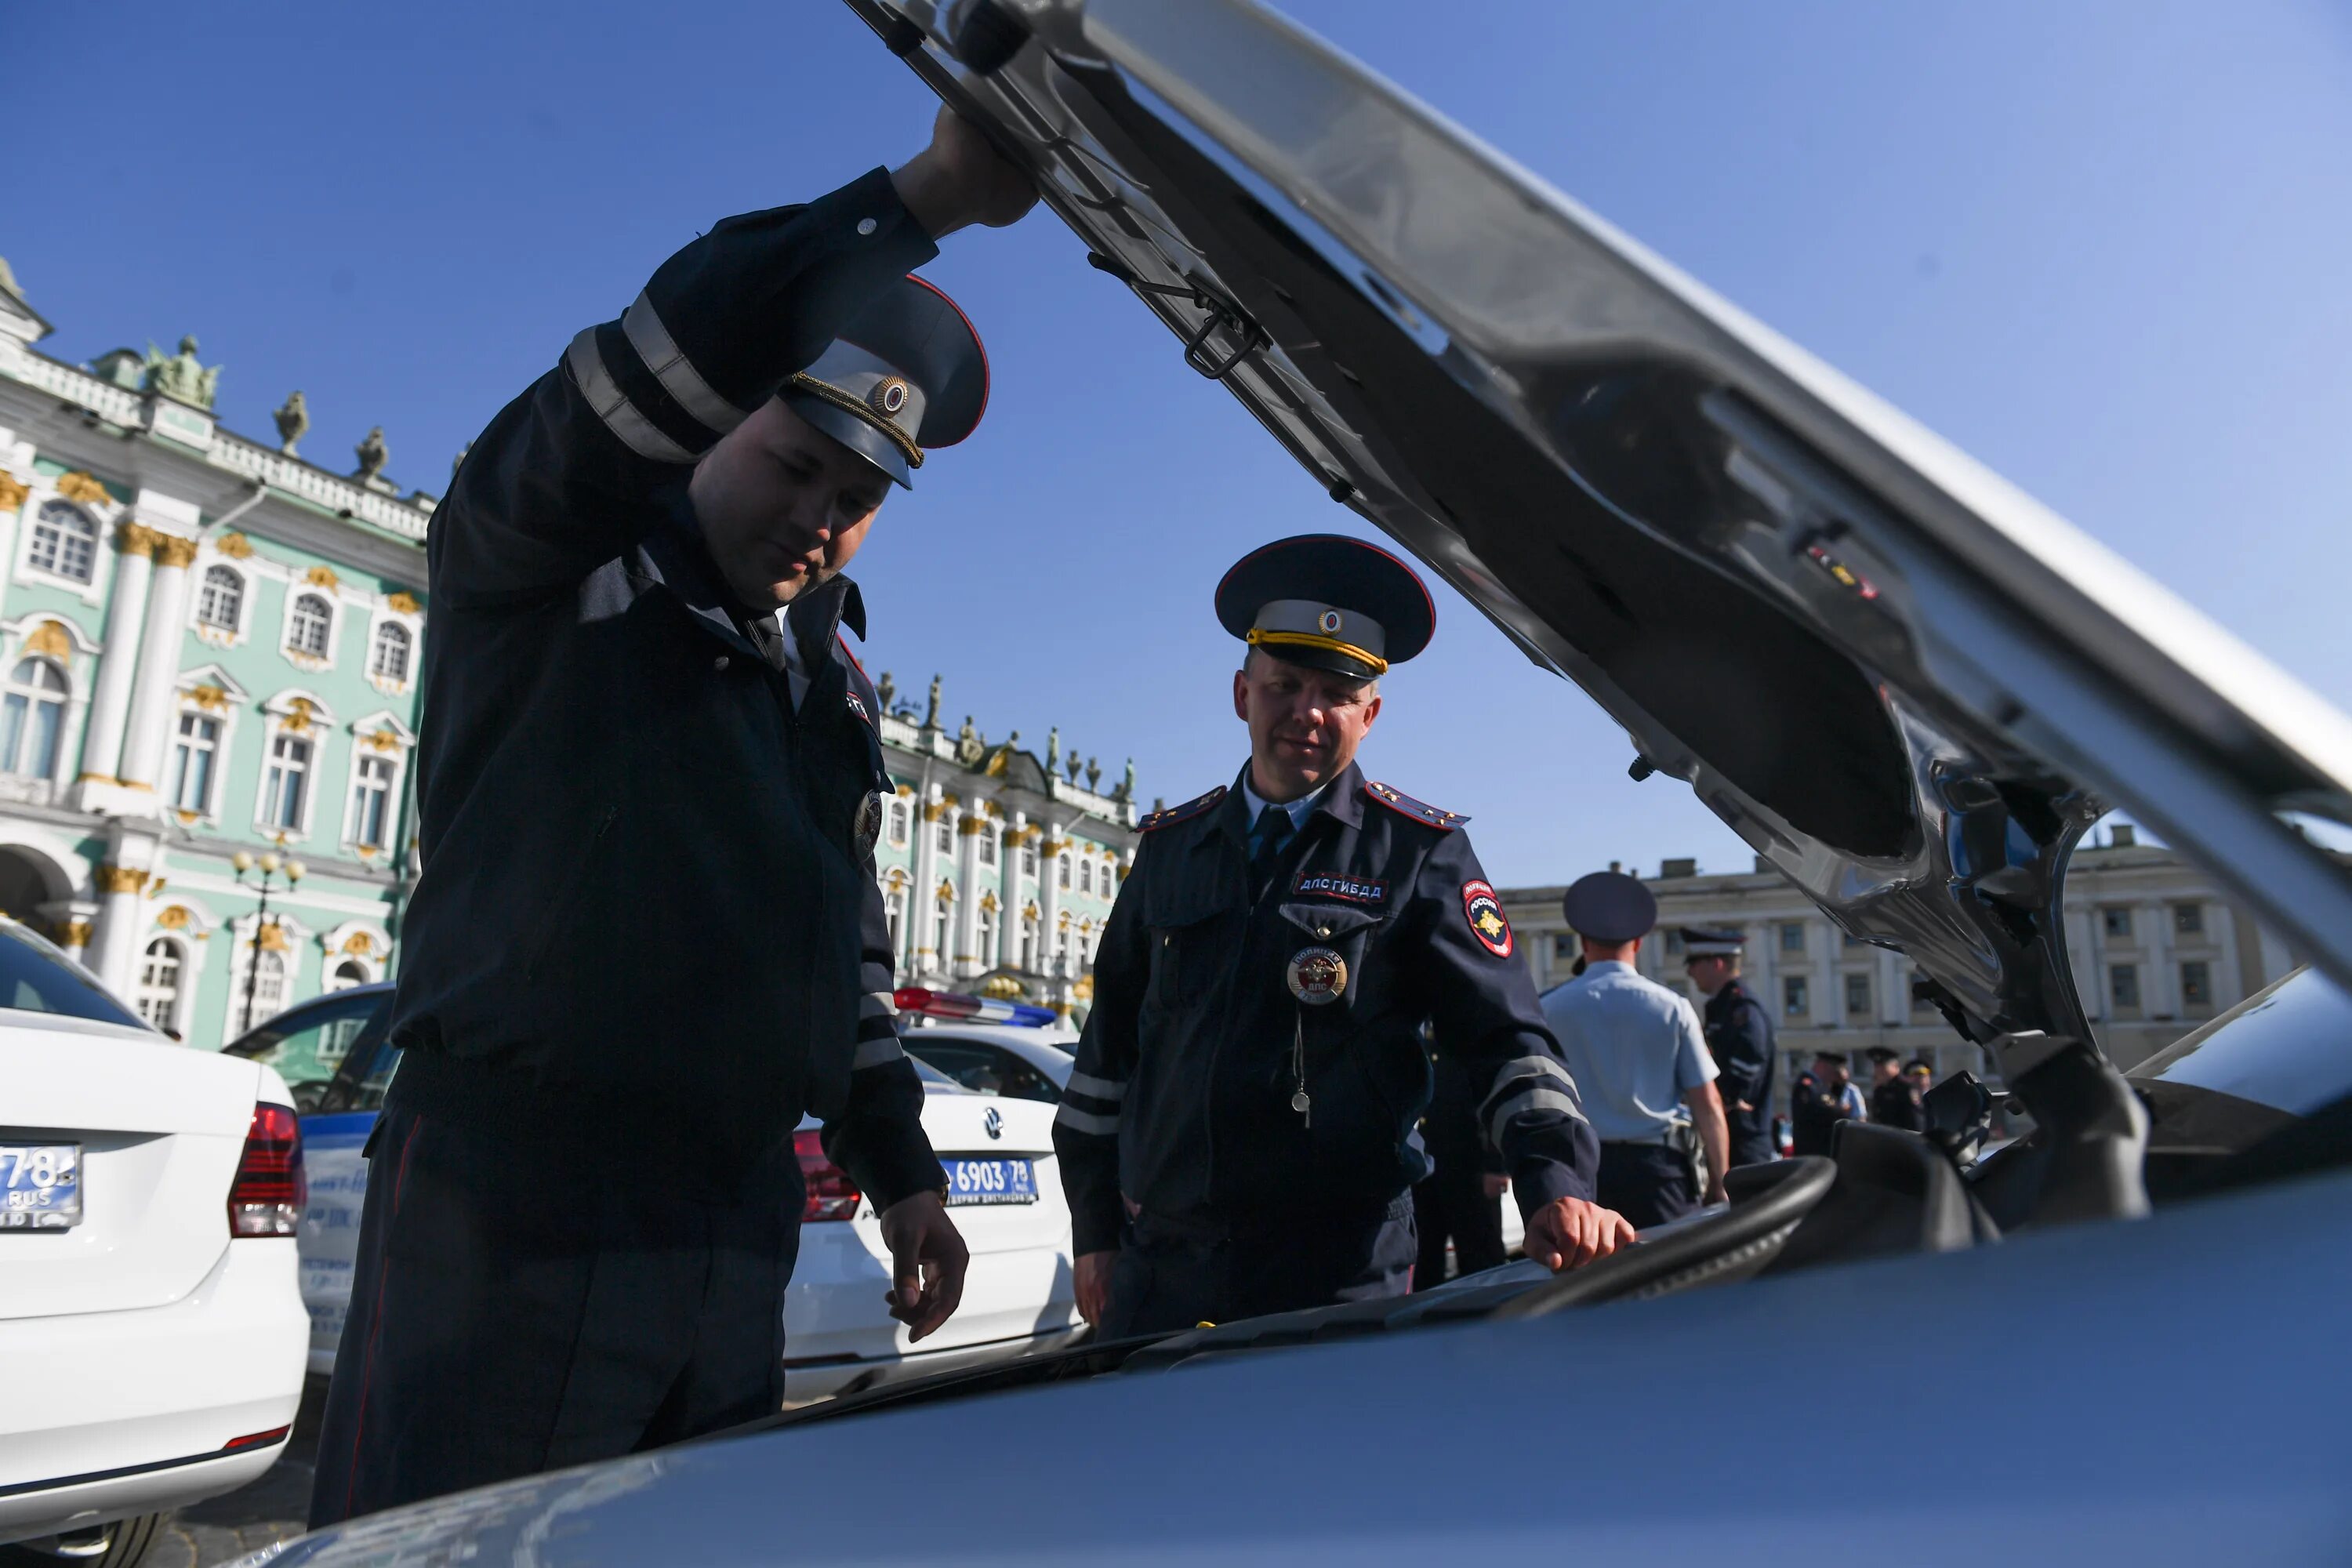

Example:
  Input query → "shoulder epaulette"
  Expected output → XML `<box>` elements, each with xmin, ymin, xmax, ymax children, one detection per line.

<box><xmin>1363</xmin><ymin>779</ymin><xmax>1468</xmax><ymax>832</ymax></box>
<box><xmin>1140</xmin><ymin>784</ymin><xmax>1227</xmax><ymax>833</ymax></box>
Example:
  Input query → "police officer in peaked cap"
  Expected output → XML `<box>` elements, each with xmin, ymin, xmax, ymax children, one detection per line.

<box><xmin>1542</xmin><ymin>873</ymin><xmax>1732</xmax><ymax>1229</ymax></box>
<box><xmin>310</xmin><ymin>108</ymin><xmax>1037</xmax><ymax>1526</ymax></box>
<box><xmin>1055</xmin><ymin>535</ymin><xmax>1631</xmax><ymax>1338</ymax></box>
<box><xmin>1682</xmin><ymin>925</ymin><xmax>1780</xmax><ymax>1169</ymax></box>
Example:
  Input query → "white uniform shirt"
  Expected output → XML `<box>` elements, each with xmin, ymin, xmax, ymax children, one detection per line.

<box><xmin>1541</xmin><ymin>960</ymin><xmax>1718</xmax><ymax>1144</ymax></box>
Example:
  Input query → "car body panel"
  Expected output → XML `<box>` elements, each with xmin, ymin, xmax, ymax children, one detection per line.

<box><xmin>241</xmin><ymin>1166</ymin><xmax>2352</xmax><ymax>1566</ymax></box>
<box><xmin>0</xmin><ymin>988</ymin><xmax>307</xmax><ymax>1543</ymax></box>
<box><xmin>844</xmin><ymin>0</ymin><xmax>2352</xmax><ymax>1089</ymax></box>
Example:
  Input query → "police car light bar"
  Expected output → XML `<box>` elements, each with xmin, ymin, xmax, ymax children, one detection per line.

<box><xmin>891</xmin><ymin>987</ymin><xmax>1059</xmax><ymax>1029</ymax></box>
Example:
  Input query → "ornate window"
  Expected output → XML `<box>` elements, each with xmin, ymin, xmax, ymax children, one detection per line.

<box><xmin>27</xmin><ymin>502</ymin><xmax>97</xmax><ymax>583</ymax></box>
<box><xmin>0</xmin><ymin>657</ymin><xmax>68</xmax><ymax>780</ymax></box>
<box><xmin>886</xmin><ymin>799</ymin><xmax>910</xmax><ymax>848</ymax></box>
<box><xmin>1781</xmin><ymin>975</ymin><xmax>1809</xmax><ymax>1018</ymax></box>
<box><xmin>348</xmin><ymin>753</ymin><xmax>395</xmax><ymax>848</ymax></box>
<box><xmin>977</xmin><ymin>902</ymin><xmax>998</xmax><ymax>961</ymax></box>
<box><xmin>136</xmin><ymin>938</ymin><xmax>183</xmax><ymax>1031</ymax></box>
<box><xmin>2110</xmin><ymin>964</ymin><xmax>2140</xmax><ymax>1011</ymax></box>
<box><xmin>2180</xmin><ymin>960</ymin><xmax>2212</xmax><ymax>1010</ymax></box>
<box><xmin>242</xmin><ymin>949</ymin><xmax>289</xmax><ymax>1024</ymax></box>
<box><xmin>369</xmin><ymin>621</ymin><xmax>412</xmax><ymax>684</ymax></box>
<box><xmin>1844</xmin><ymin>971</ymin><xmax>1872</xmax><ymax>1018</ymax></box>
<box><xmin>262</xmin><ymin>732</ymin><xmax>312</xmax><ymax>829</ymax></box>
<box><xmin>932</xmin><ymin>894</ymin><xmax>953</xmax><ymax>956</ymax></box>
<box><xmin>170</xmin><ymin>711</ymin><xmax>222</xmax><ymax>814</ymax></box>
<box><xmin>1057</xmin><ymin>855</ymin><xmax>1072</xmax><ymax>891</ymax></box>
<box><xmin>1077</xmin><ymin>859</ymin><xmax>1092</xmax><ymax>895</ymax></box>
<box><xmin>287</xmin><ymin>593</ymin><xmax>334</xmax><ymax>659</ymax></box>
<box><xmin>885</xmin><ymin>887</ymin><xmax>906</xmax><ymax>948</ymax></box>
<box><xmin>197</xmin><ymin>566</ymin><xmax>244</xmax><ymax>632</ymax></box>
<box><xmin>934</xmin><ymin>819</ymin><xmax>953</xmax><ymax>856</ymax></box>
<box><xmin>1019</xmin><ymin>911</ymin><xmax>1039</xmax><ymax>971</ymax></box>
<box><xmin>1022</xmin><ymin>842</ymin><xmax>1038</xmax><ymax>877</ymax></box>
<box><xmin>326</xmin><ymin>958</ymin><xmax>372</xmax><ymax>993</ymax></box>
<box><xmin>978</xmin><ymin>828</ymin><xmax>998</xmax><ymax>869</ymax></box>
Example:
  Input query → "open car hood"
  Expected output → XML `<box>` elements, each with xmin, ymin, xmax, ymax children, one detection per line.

<box><xmin>849</xmin><ymin>0</ymin><xmax>2352</xmax><ymax>1083</ymax></box>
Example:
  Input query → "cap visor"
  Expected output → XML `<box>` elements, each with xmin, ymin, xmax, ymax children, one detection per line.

<box><xmin>785</xmin><ymin>394</ymin><xmax>913</xmax><ymax>489</ymax></box>
<box><xmin>1257</xmin><ymin>643</ymin><xmax>1383</xmax><ymax>682</ymax></box>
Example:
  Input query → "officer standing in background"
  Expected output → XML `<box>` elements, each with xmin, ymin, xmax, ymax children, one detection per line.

<box><xmin>1790</xmin><ymin>1050</ymin><xmax>1867</xmax><ymax>1156</ymax></box>
<box><xmin>1682</xmin><ymin>927</ymin><xmax>1778</xmax><ymax>1169</ymax></box>
<box><xmin>311</xmin><ymin>109</ymin><xmax>1036</xmax><ymax>1525</ymax></box>
<box><xmin>1056</xmin><ymin>535</ymin><xmax>1630</xmax><ymax>1337</ymax></box>
<box><xmin>1410</xmin><ymin>1039</ymin><xmax>1510</xmax><ymax>1289</ymax></box>
<box><xmin>1541</xmin><ymin>873</ymin><xmax>1731</xmax><ymax>1229</ymax></box>
<box><xmin>1867</xmin><ymin>1046</ymin><xmax>1926</xmax><ymax>1131</ymax></box>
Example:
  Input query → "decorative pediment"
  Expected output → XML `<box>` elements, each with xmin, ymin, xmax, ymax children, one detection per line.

<box><xmin>321</xmin><ymin>920</ymin><xmax>390</xmax><ymax>960</ymax></box>
<box><xmin>263</xmin><ymin>688</ymin><xmax>336</xmax><ymax>731</ymax></box>
<box><xmin>176</xmin><ymin>664</ymin><xmax>252</xmax><ymax>711</ymax></box>
<box><xmin>53</xmin><ymin>471</ymin><xmax>113</xmax><ymax>507</ymax></box>
<box><xmin>350</xmin><ymin>709</ymin><xmax>416</xmax><ymax>752</ymax></box>
<box><xmin>2</xmin><ymin>614</ymin><xmax>100</xmax><ymax>659</ymax></box>
<box><xmin>151</xmin><ymin>897</ymin><xmax>220</xmax><ymax>938</ymax></box>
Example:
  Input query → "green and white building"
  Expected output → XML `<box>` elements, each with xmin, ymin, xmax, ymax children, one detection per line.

<box><xmin>0</xmin><ymin>261</ymin><xmax>427</xmax><ymax>1049</ymax></box>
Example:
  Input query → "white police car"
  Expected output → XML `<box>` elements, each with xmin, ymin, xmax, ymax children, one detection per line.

<box><xmin>0</xmin><ymin>920</ymin><xmax>307</xmax><ymax>1565</ymax></box>
<box><xmin>222</xmin><ymin>986</ymin><xmax>1080</xmax><ymax>1397</ymax></box>
<box><xmin>241</xmin><ymin>4</ymin><xmax>2352</xmax><ymax>1563</ymax></box>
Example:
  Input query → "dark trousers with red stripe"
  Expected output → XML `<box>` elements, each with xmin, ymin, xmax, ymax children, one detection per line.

<box><xmin>309</xmin><ymin>1105</ymin><xmax>804</xmax><ymax>1527</ymax></box>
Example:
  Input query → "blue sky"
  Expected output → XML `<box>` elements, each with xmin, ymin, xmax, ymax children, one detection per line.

<box><xmin>11</xmin><ymin>2</ymin><xmax>2349</xmax><ymax>885</ymax></box>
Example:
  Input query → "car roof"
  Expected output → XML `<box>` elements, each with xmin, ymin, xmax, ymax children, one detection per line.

<box><xmin>858</xmin><ymin>0</ymin><xmax>2352</xmax><ymax>1081</ymax></box>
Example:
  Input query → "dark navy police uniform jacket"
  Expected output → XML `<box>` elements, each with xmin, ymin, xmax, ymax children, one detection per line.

<box><xmin>1704</xmin><ymin>977</ymin><xmax>1777</xmax><ymax>1168</ymax></box>
<box><xmin>383</xmin><ymin>166</ymin><xmax>942</xmax><ymax>1206</ymax></box>
<box><xmin>1055</xmin><ymin>762</ymin><xmax>1599</xmax><ymax>1276</ymax></box>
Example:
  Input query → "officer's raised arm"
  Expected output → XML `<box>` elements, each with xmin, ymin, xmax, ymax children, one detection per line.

<box><xmin>1411</xmin><ymin>833</ymin><xmax>1634</xmax><ymax>1269</ymax></box>
<box><xmin>433</xmin><ymin>108</ymin><xmax>1029</xmax><ymax>608</ymax></box>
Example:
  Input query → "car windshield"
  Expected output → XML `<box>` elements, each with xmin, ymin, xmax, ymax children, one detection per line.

<box><xmin>0</xmin><ymin>920</ymin><xmax>144</xmax><ymax>1029</ymax></box>
<box><xmin>223</xmin><ymin>990</ymin><xmax>390</xmax><ymax>1112</ymax></box>
<box><xmin>2129</xmin><ymin>967</ymin><xmax>2352</xmax><ymax>1118</ymax></box>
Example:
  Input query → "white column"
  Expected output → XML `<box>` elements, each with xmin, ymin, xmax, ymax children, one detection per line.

<box><xmin>115</xmin><ymin>534</ymin><xmax>199</xmax><ymax>793</ymax></box>
<box><xmin>997</xmin><ymin>815</ymin><xmax>1025</xmax><ymax>968</ymax></box>
<box><xmin>1812</xmin><ymin>924</ymin><xmax>1838</xmax><ymax>1029</ymax></box>
<box><xmin>76</xmin><ymin>523</ymin><xmax>157</xmax><ymax>789</ymax></box>
<box><xmin>89</xmin><ymin>866</ymin><xmax>150</xmax><ymax>994</ymax></box>
<box><xmin>2138</xmin><ymin>900</ymin><xmax>2176</xmax><ymax>1016</ymax></box>
<box><xmin>1036</xmin><ymin>821</ymin><xmax>1065</xmax><ymax>978</ymax></box>
<box><xmin>39</xmin><ymin>899</ymin><xmax>100</xmax><ymax>975</ymax></box>
<box><xmin>1877</xmin><ymin>947</ymin><xmax>1905</xmax><ymax>1028</ymax></box>
<box><xmin>953</xmin><ymin>811</ymin><xmax>985</xmax><ymax>978</ymax></box>
<box><xmin>910</xmin><ymin>788</ymin><xmax>941</xmax><ymax>977</ymax></box>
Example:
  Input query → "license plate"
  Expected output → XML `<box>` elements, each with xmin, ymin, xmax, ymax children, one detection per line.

<box><xmin>943</xmin><ymin>1157</ymin><xmax>1036</xmax><ymax>1207</ymax></box>
<box><xmin>0</xmin><ymin>1142</ymin><xmax>82</xmax><ymax>1230</ymax></box>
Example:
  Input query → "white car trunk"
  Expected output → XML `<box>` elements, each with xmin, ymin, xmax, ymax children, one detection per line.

<box><xmin>884</xmin><ymin>1092</ymin><xmax>1070</xmax><ymax>1353</ymax></box>
<box><xmin>0</xmin><ymin>1025</ymin><xmax>261</xmax><ymax>1320</ymax></box>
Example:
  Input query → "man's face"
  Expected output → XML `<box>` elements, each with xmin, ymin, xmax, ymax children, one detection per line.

<box><xmin>1873</xmin><ymin>1056</ymin><xmax>1901</xmax><ymax>1084</ymax></box>
<box><xmin>1816</xmin><ymin>1055</ymin><xmax>1848</xmax><ymax>1088</ymax></box>
<box><xmin>687</xmin><ymin>399</ymin><xmax>891</xmax><ymax>612</ymax></box>
<box><xmin>1686</xmin><ymin>956</ymin><xmax>1733</xmax><ymax>995</ymax></box>
<box><xmin>1232</xmin><ymin>649</ymin><xmax>1381</xmax><ymax>801</ymax></box>
<box><xmin>1907</xmin><ymin>1066</ymin><xmax>1933</xmax><ymax>1095</ymax></box>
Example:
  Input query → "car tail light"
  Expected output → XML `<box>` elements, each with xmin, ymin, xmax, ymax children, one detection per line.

<box><xmin>229</xmin><ymin>1103</ymin><xmax>305</xmax><ymax>1237</ymax></box>
<box><xmin>795</xmin><ymin>1129</ymin><xmax>861</xmax><ymax>1222</ymax></box>
<box><xmin>223</xmin><ymin>1424</ymin><xmax>292</xmax><ymax>1451</ymax></box>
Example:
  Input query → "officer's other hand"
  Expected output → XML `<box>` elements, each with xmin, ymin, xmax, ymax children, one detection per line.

<box><xmin>1074</xmin><ymin>1250</ymin><xmax>1116</xmax><ymax>1327</ymax></box>
<box><xmin>892</xmin><ymin>104</ymin><xmax>1040</xmax><ymax>239</ymax></box>
<box><xmin>1704</xmin><ymin>1181</ymin><xmax>1730</xmax><ymax>1207</ymax></box>
<box><xmin>879</xmin><ymin>1190</ymin><xmax>969</xmax><ymax>1342</ymax></box>
<box><xmin>1526</xmin><ymin>1196</ymin><xmax>1638</xmax><ymax>1272</ymax></box>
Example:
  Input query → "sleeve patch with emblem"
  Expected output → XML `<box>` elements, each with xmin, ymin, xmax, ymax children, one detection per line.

<box><xmin>1462</xmin><ymin>880</ymin><xmax>1513</xmax><ymax>958</ymax></box>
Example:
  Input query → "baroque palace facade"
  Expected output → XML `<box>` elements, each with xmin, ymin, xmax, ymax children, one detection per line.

<box><xmin>0</xmin><ymin>263</ymin><xmax>427</xmax><ymax>1051</ymax></box>
<box><xmin>0</xmin><ymin>259</ymin><xmax>1138</xmax><ymax>1047</ymax></box>
<box><xmin>868</xmin><ymin>678</ymin><xmax>1138</xmax><ymax>1023</ymax></box>
<box><xmin>1499</xmin><ymin>825</ymin><xmax>2303</xmax><ymax>1110</ymax></box>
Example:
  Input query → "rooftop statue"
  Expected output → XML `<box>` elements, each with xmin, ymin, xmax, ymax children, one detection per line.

<box><xmin>1086</xmin><ymin>757</ymin><xmax>1102</xmax><ymax>792</ymax></box>
<box><xmin>924</xmin><ymin>674</ymin><xmax>942</xmax><ymax>729</ymax></box>
<box><xmin>1066</xmin><ymin>751</ymin><xmax>1083</xmax><ymax>784</ymax></box>
<box><xmin>274</xmin><ymin>391</ymin><xmax>310</xmax><ymax>456</ymax></box>
<box><xmin>354</xmin><ymin>426</ymin><xmax>390</xmax><ymax>481</ymax></box>
<box><xmin>1117</xmin><ymin>757</ymin><xmax>1135</xmax><ymax>803</ymax></box>
<box><xmin>143</xmin><ymin>335</ymin><xmax>221</xmax><ymax>410</ymax></box>
<box><xmin>877</xmin><ymin>671</ymin><xmax>897</xmax><ymax>713</ymax></box>
<box><xmin>1045</xmin><ymin>727</ymin><xmax>1060</xmax><ymax>770</ymax></box>
<box><xmin>452</xmin><ymin>441</ymin><xmax>471</xmax><ymax>479</ymax></box>
<box><xmin>956</xmin><ymin>715</ymin><xmax>984</xmax><ymax>767</ymax></box>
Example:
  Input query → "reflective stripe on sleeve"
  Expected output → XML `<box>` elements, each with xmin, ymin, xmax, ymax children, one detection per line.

<box><xmin>851</xmin><ymin>1036</ymin><xmax>906</xmax><ymax>1069</ymax></box>
<box><xmin>565</xmin><ymin>326</ymin><xmax>697</xmax><ymax>464</ymax></box>
<box><xmin>622</xmin><ymin>292</ymin><xmax>752</xmax><ymax>437</ymax></box>
<box><xmin>1054</xmin><ymin>1103</ymin><xmax>1120</xmax><ymax>1137</ymax></box>
<box><xmin>1065</xmin><ymin>1070</ymin><xmax>1127</xmax><ymax>1102</ymax></box>
<box><xmin>1486</xmin><ymin>1087</ymin><xmax>1586</xmax><ymax>1150</ymax></box>
<box><xmin>858</xmin><ymin>993</ymin><xmax>896</xmax><ymax>1020</ymax></box>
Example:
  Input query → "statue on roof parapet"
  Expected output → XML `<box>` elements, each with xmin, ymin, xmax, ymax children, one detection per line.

<box><xmin>142</xmin><ymin>335</ymin><xmax>220</xmax><ymax>410</ymax></box>
<box><xmin>354</xmin><ymin>426</ymin><xmax>390</xmax><ymax>481</ymax></box>
<box><xmin>274</xmin><ymin>391</ymin><xmax>309</xmax><ymax>456</ymax></box>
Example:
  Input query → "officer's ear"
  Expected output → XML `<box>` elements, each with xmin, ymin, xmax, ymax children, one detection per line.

<box><xmin>1232</xmin><ymin>666</ymin><xmax>1251</xmax><ymax>722</ymax></box>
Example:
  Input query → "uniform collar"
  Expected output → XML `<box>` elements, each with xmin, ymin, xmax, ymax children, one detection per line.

<box><xmin>1579</xmin><ymin>959</ymin><xmax>1635</xmax><ymax>977</ymax></box>
<box><xmin>640</xmin><ymin>485</ymin><xmax>868</xmax><ymax>665</ymax></box>
<box><xmin>1231</xmin><ymin>757</ymin><xmax>1368</xmax><ymax>837</ymax></box>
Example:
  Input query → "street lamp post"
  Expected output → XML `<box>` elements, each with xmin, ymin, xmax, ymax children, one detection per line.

<box><xmin>232</xmin><ymin>849</ymin><xmax>305</xmax><ymax>1036</ymax></box>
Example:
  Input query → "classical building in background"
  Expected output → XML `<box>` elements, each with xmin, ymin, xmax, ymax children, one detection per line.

<box><xmin>0</xmin><ymin>260</ymin><xmax>428</xmax><ymax>1049</ymax></box>
<box><xmin>1501</xmin><ymin>825</ymin><xmax>2301</xmax><ymax>1108</ymax></box>
<box><xmin>869</xmin><ymin>675</ymin><xmax>1138</xmax><ymax>1023</ymax></box>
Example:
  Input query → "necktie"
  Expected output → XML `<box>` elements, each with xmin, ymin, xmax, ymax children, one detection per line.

<box><xmin>1249</xmin><ymin>804</ymin><xmax>1294</xmax><ymax>890</ymax></box>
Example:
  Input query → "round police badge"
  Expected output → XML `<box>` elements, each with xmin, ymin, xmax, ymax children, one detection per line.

<box><xmin>1287</xmin><ymin>946</ymin><xmax>1348</xmax><ymax>1006</ymax></box>
<box><xmin>853</xmin><ymin>791</ymin><xmax>884</xmax><ymax>857</ymax></box>
<box><xmin>1462</xmin><ymin>880</ymin><xmax>1514</xmax><ymax>959</ymax></box>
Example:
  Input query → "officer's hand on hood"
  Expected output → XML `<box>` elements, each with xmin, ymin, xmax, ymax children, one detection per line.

<box><xmin>879</xmin><ymin>1190</ymin><xmax>970</xmax><ymax>1341</ymax></box>
<box><xmin>891</xmin><ymin>104</ymin><xmax>1039</xmax><ymax>238</ymax></box>
<box><xmin>1526</xmin><ymin>1196</ymin><xmax>1638</xmax><ymax>1272</ymax></box>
